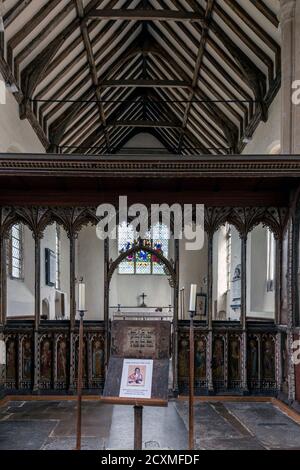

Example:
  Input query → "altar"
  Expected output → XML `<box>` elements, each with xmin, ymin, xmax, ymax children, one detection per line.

<box><xmin>110</xmin><ymin>306</ymin><xmax>173</xmax><ymax>321</ymax></box>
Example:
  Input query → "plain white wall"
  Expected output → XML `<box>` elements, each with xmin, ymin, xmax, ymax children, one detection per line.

<box><xmin>247</xmin><ymin>225</ymin><xmax>275</xmax><ymax>318</ymax></box>
<box><xmin>0</xmin><ymin>73</ymin><xmax>45</xmax><ymax>153</ymax></box>
<box><xmin>77</xmin><ymin>224</ymin><xmax>104</xmax><ymax>320</ymax></box>
<box><xmin>179</xmin><ymin>235</ymin><xmax>208</xmax><ymax>319</ymax></box>
<box><xmin>7</xmin><ymin>225</ymin><xmax>35</xmax><ymax>317</ymax></box>
<box><xmin>7</xmin><ymin>223</ymin><xmax>70</xmax><ymax>319</ymax></box>
<box><xmin>212</xmin><ymin>225</ymin><xmax>241</xmax><ymax>320</ymax></box>
<box><xmin>40</xmin><ymin>225</ymin><xmax>70</xmax><ymax>320</ymax></box>
<box><xmin>242</xmin><ymin>91</ymin><xmax>281</xmax><ymax>155</ymax></box>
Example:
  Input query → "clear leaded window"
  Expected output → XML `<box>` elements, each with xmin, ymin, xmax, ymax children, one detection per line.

<box><xmin>226</xmin><ymin>223</ymin><xmax>232</xmax><ymax>291</ymax></box>
<box><xmin>55</xmin><ymin>225</ymin><xmax>61</xmax><ymax>290</ymax></box>
<box><xmin>267</xmin><ymin>229</ymin><xmax>275</xmax><ymax>292</ymax></box>
<box><xmin>9</xmin><ymin>223</ymin><xmax>24</xmax><ymax>280</ymax></box>
<box><xmin>118</xmin><ymin>222</ymin><xmax>169</xmax><ymax>275</ymax></box>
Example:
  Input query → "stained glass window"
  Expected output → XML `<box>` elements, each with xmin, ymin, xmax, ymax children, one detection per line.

<box><xmin>118</xmin><ymin>222</ymin><xmax>169</xmax><ymax>274</ymax></box>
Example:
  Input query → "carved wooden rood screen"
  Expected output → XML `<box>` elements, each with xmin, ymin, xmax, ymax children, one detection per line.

<box><xmin>0</xmin><ymin>206</ymin><xmax>288</xmax><ymax>396</ymax></box>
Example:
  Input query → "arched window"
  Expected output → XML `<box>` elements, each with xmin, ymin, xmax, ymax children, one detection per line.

<box><xmin>118</xmin><ymin>222</ymin><xmax>169</xmax><ymax>275</ymax></box>
<box><xmin>8</xmin><ymin>223</ymin><xmax>24</xmax><ymax>280</ymax></box>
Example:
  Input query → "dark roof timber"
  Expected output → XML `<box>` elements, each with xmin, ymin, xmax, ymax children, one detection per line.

<box><xmin>1</xmin><ymin>0</ymin><xmax>281</xmax><ymax>156</ymax></box>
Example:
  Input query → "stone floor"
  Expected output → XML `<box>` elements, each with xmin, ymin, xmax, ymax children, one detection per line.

<box><xmin>0</xmin><ymin>399</ymin><xmax>300</xmax><ymax>450</ymax></box>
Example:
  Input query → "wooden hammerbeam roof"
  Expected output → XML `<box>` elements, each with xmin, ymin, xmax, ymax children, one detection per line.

<box><xmin>0</xmin><ymin>0</ymin><xmax>281</xmax><ymax>156</ymax></box>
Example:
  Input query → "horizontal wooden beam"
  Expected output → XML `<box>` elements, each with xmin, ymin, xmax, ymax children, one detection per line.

<box><xmin>88</xmin><ymin>8</ymin><xmax>205</xmax><ymax>23</ymax></box>
<box><xmin>100</xmin><ymin>79</ymin><xmax>191</xmax><ymax>88</ymax></box>
<box><xmin>107</xmin><ymin>119</ymin><xmax>181</xmax><ymax>128</ymax></box>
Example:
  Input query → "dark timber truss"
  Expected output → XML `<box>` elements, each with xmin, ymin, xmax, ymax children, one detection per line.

<box><xmin>0</xmin><ymin>0</ymin><xmax>281</xmax><ymax>155</ymax></box>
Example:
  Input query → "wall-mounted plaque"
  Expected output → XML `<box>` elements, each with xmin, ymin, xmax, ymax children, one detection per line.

<box><xmin>45</xmin><ymin>248</ymin><xmax>56</xmax><ymax>287</ymax></box>
<box><xmin>111</xmin><ymin>320</ymin><xmax>170</xmax><ymax>359</ymax></box>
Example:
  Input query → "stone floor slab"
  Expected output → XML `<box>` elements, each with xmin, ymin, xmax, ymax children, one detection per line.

<box><xmin>0</xmin><ymin>419</ymin><xmax>57</xmax><ymax>450</ymax></box>
<box><xmin>0</xmin><ymin>399</ymin><xmax>300</xmax><ymax>450</ymax></box>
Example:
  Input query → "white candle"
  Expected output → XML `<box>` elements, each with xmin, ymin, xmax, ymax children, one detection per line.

<box><xmin>189</xmin><ymin>284</ymin><xmax>197</xmax><ymax>312</ymax></box>
<box><xmin>78</xmin><ymin>282</ymin><xmax>86</xmax><ymax>311</ymax></box>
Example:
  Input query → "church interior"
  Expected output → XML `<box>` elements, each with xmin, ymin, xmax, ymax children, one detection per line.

<box><xmin>1</xmin><ymin>0</ymin><xmax>300</xmax><ymax>451</ymax></box>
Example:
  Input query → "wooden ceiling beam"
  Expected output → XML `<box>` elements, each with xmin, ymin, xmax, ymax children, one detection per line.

<box><xmin>41</xmin><ymin>20</ymin><xmax>140</xmax><ymax>121</ymax></box>
<box><xmin>7</xmin><ymin>0</ymin><xmax>63</xmax><ymax>70</ymax></box>
<box><xmin>62</xmin><ymin>87</ymin><xmax>132</xmax><ymax>146</ymax></box>
<box><xmin>52</xmin><ymin>60</ymin><xmax>141</xmax><ymax>149</ymax></box>
<box><xmin>148</xmin><ymin>60</ymin><xmax>243</xmax><ymax>142</ymax></box>
<box><xmin>74</xmin><ymin>0</ymin><xmax>110</xmax><ymax>153</ymax></box>
<box><xmin>153</xmin><ymin>86</ymin><xmax>226</xmax><ymax>152</ymax></box>
<box><xmin>19</xmin><ymin>20</ymin><xmax>78</xmax><ymax>121</ymax></box>
<box><xmin>100</xmin><ymin>79</ymin><xmax>191</xmax><ymax>88</ymax></box>
<box><xmin>4</xmin><ymin>0</ymin><xmax>32</xmax><ymax>28</ymax></box>
<box><xmin>146</xmin><ymin>87</ymin><xmax>213</xmax><ymax>154</ymax></box>
<box><xmin>39</xmin><ymin>0</ymin><xmax>126</xmax><ymax>89</ymax></box>
<box><xmin>213</xmin><ymin>2</ymin><xmax>274</xmax><ymax>79</ymax></box>
<box><xmin>177</xmin><ymin>0</ymin><xmax>215</xmax><ymax>153</ymax></box>
<box><xmin>186</xmin><ymin>0</ymin><xmax>269</xmax><ymax>122</ymax></box>
<box><xmin>249</xmin><ymin>0</ymin><xmax>279</xmax><ymax>28</ymax></box>
<box><xmin>87</xmin><ymin>8</ymin><xmax>206</xmax><ymax>23</ymax></box>
<box><xmin>107</xmin><ymin>119</ymin><xmax>182</xmax><ymax>128</ymax></box>
<box><xmin>14</xmin><ymin>2</ymin><xmax>75</xmax><ymax>79</ymax></box>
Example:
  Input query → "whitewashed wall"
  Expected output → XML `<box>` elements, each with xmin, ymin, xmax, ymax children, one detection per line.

<box><xmin>212</xmin><ymin>225</ymin><xmax>241</xmax><ymax>321</ymax></box>
<box><xmin>77</xmin><ymin>225</ymin><xmax>104</xmax><ymax>320</ymax></box>
<box><xmin>7</xmin><ymin>225</ymin><xmax>35</xmax><ymax>317</ymax></box>
<box><xmin>179</xmin><ymin>235</ymin><xmax>208</xmax><ymax>319</ymax></box>
<box><xmin>242</xmin><ymin>91</ymin><xmax>281</xmax><ymax>155</ymax></box>
<box><xmin>40</xmin><ymin>225</ymin><xmax>70</xmax><ymax>320</ymax></box>
<box><xmin>76</xmin><ymin>226</ymin><xmax>210</xmax><ymax>321</ymax></box>
<box><xmin>0</xmin><ymin>75</ymin><xmax>45</xmax><ymax>153</ymax></box>
<box><xmin>247</xmin><ymin>225</ymin><xmax>275</xmax><ymax>318</ymax></box>
<box><xmin>7</xmin><ymin>224</ymin><xmax>70</xmax><ymax>319</ymax></box>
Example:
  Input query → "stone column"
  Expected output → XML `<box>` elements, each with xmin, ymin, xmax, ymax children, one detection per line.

<box><xmin>280</xmin><ymin>0</ymin><xmax>300</xmax><ymax>154</ymax></box>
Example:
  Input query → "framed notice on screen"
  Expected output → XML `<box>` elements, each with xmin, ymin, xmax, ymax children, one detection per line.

<box><xmin>119</xmin><ymin>358</ymin><xmax>153</xmax><ymax>399</ymax></box>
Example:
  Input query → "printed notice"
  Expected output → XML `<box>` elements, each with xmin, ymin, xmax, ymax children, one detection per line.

<box><xmin>119</xmin><ymin>358</ymin><xmax>153</xmax><ymax>399</ymax></box>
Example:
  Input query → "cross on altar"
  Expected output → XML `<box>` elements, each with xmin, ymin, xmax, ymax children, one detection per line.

<box><xmin>139</xmin><ymin>292</ymin><xmax>147</xmax><ymax>308</ymax></box>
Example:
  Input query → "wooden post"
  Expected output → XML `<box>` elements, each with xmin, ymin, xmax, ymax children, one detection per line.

<box><xmin>76</xmin><ymin>310</ymin><xmax>85</xmax><ymax>450</ymax></box>
<box><xmin>33</xmin><ymin>233</ymin><xmax>41</xmax><ymax>392</ymax></box>
<box><xmin>104</xmin><ymin>238</ymin><xmax>110</xmax><ymax>371</ymax></box>
<box><xmin>275</xmin><ymin>237</ymin><xmax>282</xmax><ymax>325</ymax></box>
<box><xmin>240</xmin><ymin>235</ymin><xmax>248</xmax><ymax>392</ymax></box>
<box><xmin>0</xmin><ymin>234</ymin><xmax>7</xmax><ymax>325</ymax></box>
<box><xmin>70</xmin><ymin>233</ymin><xmax>76</xmax><ymax>330</ymax></box>
<box><xmin>207</xmin><ymin>233</ymin><xmax>214</xmax><ymax>392</ymax></box>
<box><xmin>189</xmin><ymin>310</ymin><xmax>195</xmax><ymax>450</ymax></box>
<box><xmin>34</xmin><ymin>234</ymin><xmax>41</xmax><ymax>330</ymax></box>
<box><xmin>134</xmin><ymin>405</ymin><xmax>143</xmax><ymax>450</ymax></box>
<box><xmin>173</xmin><ymin>238</ymin><xmax>179</xmax><ymax>394</ymax></box>
<box><xmin>69</xmin><ymin>232</ymin><xmax>76</xmax><ymax>392</ymax></box>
